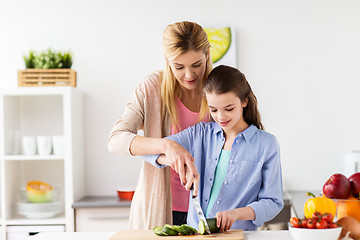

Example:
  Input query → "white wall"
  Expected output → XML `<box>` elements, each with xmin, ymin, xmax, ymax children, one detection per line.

<box><xmin>1</xmin><ymin>0</ymin><xmax>360</xmax><ymax>196</ymax></box>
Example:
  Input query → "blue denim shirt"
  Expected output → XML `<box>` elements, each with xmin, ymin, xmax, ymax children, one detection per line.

<box><xmin>142</xmin><ymin>122</ymin><xmax>283</xmax><ymax>230</ymax></box>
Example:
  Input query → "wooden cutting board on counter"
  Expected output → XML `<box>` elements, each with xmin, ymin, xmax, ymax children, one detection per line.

<box><xmin>110</xmin><ymin>229</ymin><xmax>243</xmax><ymax>240</ymax></box>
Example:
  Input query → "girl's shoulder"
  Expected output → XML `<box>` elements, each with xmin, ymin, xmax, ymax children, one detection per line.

<box><xmin>252</xmin><ymin>128</ymin><xmax>279</xmax><ymax>147</ymax></box>
<box><xmin>191</xmin><ymin>121</ymin><xmax>219</xmax><ymax>134</ymax></box>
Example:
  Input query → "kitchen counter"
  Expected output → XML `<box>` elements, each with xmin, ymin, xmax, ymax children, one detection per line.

<box><xmin>29</xmin><ymin>230</ymin><xmax>292</xmax><ymax>240</ymax></box>
<box><xmin>72</xmin><ymin>196</ymin><xmax>131</xmax><ymax>208</ymax></box>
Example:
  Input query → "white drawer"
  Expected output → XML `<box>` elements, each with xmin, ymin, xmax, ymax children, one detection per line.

<box><xmin>75</xmin><ymin>207</ymin><xmax>129</xmax><ymax>232</ymax></box>
<box><xmin>7</xmin><ymin>225</ymin><xmax>64</xmax><ymax>240</ymax></box>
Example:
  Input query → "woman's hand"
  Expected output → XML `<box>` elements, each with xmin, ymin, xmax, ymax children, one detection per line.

<box><xmin>163</xmin><ymin>139</ymin><xmax>199</xmax><ymax>196</ymax></box>
<box><xmin>215</xmin><ymin>209</ymin><xmax>239</xmax><ymax>232</ymax></box>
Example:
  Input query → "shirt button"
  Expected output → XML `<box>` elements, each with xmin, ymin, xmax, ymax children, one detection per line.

<box><xmin>224</xmin><ymin>181</ymin><xmax>228</xmax><ymax>185</ymax></box>
<box><xmin>236</xmin><ymin>140</ymin><xmax>239</xmax><ymax>143</ymax></box>
<box><xmin>230</xmin><ymin>160</ymin><xmax>234</xmax><ymax>164</ymax></box>
<box><xmin>205</xmin><ymin>199</ymin><xmax>208</xmax><ymax>202</ymax></box>
<box><xmin>216</xmin><ymin>200</ymin><xmax>220</xmax><ymax>204</ymax></box>
<box><xmin>210</xmin><ymin>178</ymin><xmax>213</xmax><ymax>181</ymax></box>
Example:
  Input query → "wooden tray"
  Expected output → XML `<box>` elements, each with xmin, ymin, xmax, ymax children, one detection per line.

<box><xmin>110</xmin><ymin>229</ymin><xmax>243</xmax><ymax>240</ymax></box>
<box><xmin>18</xmin><ymin>69</ymin><xmax>76</xmax><ymax>87</ymax></box>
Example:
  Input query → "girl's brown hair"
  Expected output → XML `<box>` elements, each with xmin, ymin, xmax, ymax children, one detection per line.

<box><xmin>203</xmin><ymin>65</ymin><xmax>264</xmax><ymax>130</ymax></box>
<box><xmin>161</xmin><ymin>21</ymin><xmax>212</xmax><ymax>131</ymax></box>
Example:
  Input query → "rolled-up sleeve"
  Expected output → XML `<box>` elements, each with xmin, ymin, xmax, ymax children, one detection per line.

<box><xmin>141</xmin><ymin>126</ymin><xmax>195</xmax><ymax>168</ymax></box>
<box><xmin>142</xmin><ymin>154</ymin><xmax>166</xmax><ymax>168</ymax></box>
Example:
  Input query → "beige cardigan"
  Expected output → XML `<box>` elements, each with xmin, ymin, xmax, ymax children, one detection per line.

<box><xmin>108</xmin><ymin>72</ymin><xmax>173</xmax><ymax>230</ymax></box>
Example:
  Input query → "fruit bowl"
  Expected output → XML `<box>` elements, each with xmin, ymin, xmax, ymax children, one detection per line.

<box><xmin>333</xmin><ymin>197</ymin><xmax>360</xmax><ymax>222</ymax></box>
<box><xmin>117</xmin><ymin>188</ymin><xmax>135</xmax><ymax>201</ymax></box>
<box><xmin>289</xmin><ymin>226</ymin><xmax>342</xmax><ymax>240</ymax></box>
<box><xmin>26</xmin><ymin>181</ymin><xmax>53</xmax><ymax>203</ymax></box>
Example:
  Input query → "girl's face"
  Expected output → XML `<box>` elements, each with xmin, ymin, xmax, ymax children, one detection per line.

<box><xmin>206</xmin><ymin>91</ymin><xmax>248</xmax><ymax>135</ymax></box>
<box><xmin>167</xmin><ymin>50</ymin><xmax>208</xmax><ymax>92</ymax></box>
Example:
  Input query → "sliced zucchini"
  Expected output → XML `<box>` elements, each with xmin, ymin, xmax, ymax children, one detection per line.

<box><xmin>187</xmin><ymin>225</ymin><xmax>198</xmax><ymax>234</ymax></box>
<box><xmin>172</xmin><ymin>225</ymin><xmax>184</xmax><ymax>234</ymax></box>
<box><xmin>180</xmin><ymin>224</ymin><xmax>195</xmax><ymax>235</ymax></box>
<box><xmin>153</xmin><ymin>226</ymin><xmax>166</xmax><ymax>236</ymax></box>
<box><xmin>199</xmin><ymin>218</ymin><xmax>220</xmax><ymax>235</ymax></box>
<box><xmin>162</xmin><ymin>224</ymin><xmax>178</xmax><ymax>236</ymax></box>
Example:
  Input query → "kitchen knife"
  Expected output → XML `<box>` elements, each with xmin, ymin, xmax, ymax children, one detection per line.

<box><xmin>190</xmin><ymin>188</ymin><xmax>211</xmax><ymax>234</ymax></box>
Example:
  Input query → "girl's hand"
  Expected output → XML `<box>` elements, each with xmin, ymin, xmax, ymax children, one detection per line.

<box><xmin>164</xmin><ymin>139</ymin><xmax>199</xmax><ymax>196</ymax></box>
<box><xmin>215</xmin><ymin>209</ymin><xmax>239</xmax><ymax>232</ymax></box>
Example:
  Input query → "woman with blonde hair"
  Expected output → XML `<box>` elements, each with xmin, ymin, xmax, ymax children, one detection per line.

<box><xmin>108</xmin><ymin>21</ymin><xmax>212</xmax><ymax>230</ymax></box>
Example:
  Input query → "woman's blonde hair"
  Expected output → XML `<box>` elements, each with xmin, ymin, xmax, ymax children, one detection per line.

<box><xmin>161</xmin><ymin>21</ymin><xmax>212</xmax><ymax>131</ymax></box>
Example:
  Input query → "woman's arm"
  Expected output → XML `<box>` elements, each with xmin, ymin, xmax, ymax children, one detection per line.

<box><xmin>132</xmin><ymin>136</ymin><xmax>199</xmax><ymax>192</ymax></box>
<box><xmin>108</xmin><ymin>75</ymin><xmax>199</xmax><ymax>193</ymax></box>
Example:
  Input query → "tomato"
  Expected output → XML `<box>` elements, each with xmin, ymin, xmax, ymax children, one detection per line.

<box><xmin>316</xmin><ymin>219</ymin><xmax>328</xmax><ymax>229</ymax></box>
<box><xmin>328</xmin><ymin>222</ymin><xmax>338</xmax><ymax>228</ymax></box>
<box><xmin>290</xmin><ymin>217</ymin><xmax>301</xmax><ymax>228</ymax></box>
<box><xmin>312</xmin><ymin>211</ymin><xmax>322</xmax><ymax>221</ymax></box>
<box><xmin>321</xmin><ymin>213</ymin><xmax>333</xmax><ymax>223</ymax></box>
<box><xmin>301</xmin><ymin>219</ymin><xmax>308</xmax><ymax>228</ymax></box>
<box><xmin>307</xmin><ymin>219</ymin><xmax>316</xmax><ymax>229</ymax></box>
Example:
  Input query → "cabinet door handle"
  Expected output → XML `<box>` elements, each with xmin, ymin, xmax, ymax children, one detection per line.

<box><xmin>87</xmin><ymin>216</ymin><xmax>129</xmax><ymax>220</ymax></box>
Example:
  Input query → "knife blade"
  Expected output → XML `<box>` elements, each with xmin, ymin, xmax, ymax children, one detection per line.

<box><xmin>191</xmin><ymin>189</ymin><xmax>211</xmax><ymax>234</ymax></box>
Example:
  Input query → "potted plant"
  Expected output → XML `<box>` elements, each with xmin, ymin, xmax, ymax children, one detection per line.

<box><xmin>19</xmin><ymin>49</ymin><xmax>76</xmax><ymax>87</ymax></box>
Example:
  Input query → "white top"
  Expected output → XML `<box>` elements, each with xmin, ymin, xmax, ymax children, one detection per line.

<box><xmin>29</xmin><ymin>231</ymin><xmax>292</xmax><ymax>240</ymax></box>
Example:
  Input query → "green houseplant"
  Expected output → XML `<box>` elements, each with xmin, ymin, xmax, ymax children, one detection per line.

<box><xmin>23</xmin><ymin>49</ymin><xmax>73</xmax><ymax>69</ymax></box>
<box><xmin>19</xmin><ymin>49</ymin><xmax>76</xmax><ymax>87</ymax></box>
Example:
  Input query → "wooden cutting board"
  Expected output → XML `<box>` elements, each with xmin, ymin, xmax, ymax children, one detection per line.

<box><xmin>110</xmin><ymin>229</ymin><xmax>243</xmax><ymax>240</ymax></box>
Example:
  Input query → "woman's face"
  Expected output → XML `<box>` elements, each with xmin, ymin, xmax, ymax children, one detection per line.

<box><xmin>206</xmin><ymin>91</ymin><xmax>248</xmax><ymax>134</ymax></box>
<box><xmin>167</xmin><ymin>50</ymin><xmax>208</xmax><ymax>92</ymax></box>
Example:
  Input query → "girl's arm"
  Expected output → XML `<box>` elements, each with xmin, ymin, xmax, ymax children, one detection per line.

<box><xmin>215</xmin><ymin>207</ymin><xmax>255</xmax><ymax>232</ymax></box>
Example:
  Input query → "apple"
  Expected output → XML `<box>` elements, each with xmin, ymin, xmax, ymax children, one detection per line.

<box><xmin>349</xmin><ymin>172</ymin><xmax>360</xmax><ymax>198</ymax></box>
<box><xmin>323</xmin><ymin>173</ymin><xmax>351</xmax><ymax>199</ymax></box>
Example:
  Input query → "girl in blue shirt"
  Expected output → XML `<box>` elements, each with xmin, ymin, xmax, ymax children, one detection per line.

<box><xmin>143</xmin><ymin>65</ymin><xmax>283</xmax><ymax>231</ymax></box>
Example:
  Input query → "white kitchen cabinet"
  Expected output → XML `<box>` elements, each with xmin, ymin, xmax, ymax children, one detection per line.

<box><xmin>0</xmin><ymin>87</ymin><xmax>84</xmax><ymax>240</ymax></box>
<box><xmin>75</xmin><ymin>207</ymin><xmax>129</xmax><ymax>232</ymax></box>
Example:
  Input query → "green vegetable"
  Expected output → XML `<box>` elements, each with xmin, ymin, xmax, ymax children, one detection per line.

<box><xmin>152</xmin><ymin>223</ymin><xmax>198</xmax><ymax>236</ymax></box>
<box><xmin>199</xmin><ymin>218</ymin><xmax>220</xmax><ymax>235</ymax></box>
<box><xmin>152</xmin><ymin>226</ymin><xmax>166</xmax><ymax>236</ymax></box>
<box><xmin>179</xmin><ymin>224</ymin><xmax>196</xmax><ymax>235</ymax></box>
<box><xmin>162</xmin><ymin>224</ymin><xmax>178</xmax><ymax>236</ymax></box>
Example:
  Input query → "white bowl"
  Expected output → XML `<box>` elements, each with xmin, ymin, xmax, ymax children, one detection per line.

<box><xmin>289</xmin><ymin>226</ymin><xmax>342</xmax><ymax>240</ymax></box>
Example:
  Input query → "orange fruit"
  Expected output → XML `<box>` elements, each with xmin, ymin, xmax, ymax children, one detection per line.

<box><xmin>336</xmin><ymin>196</ymin><xmax>360</xmax><ymax>221</ymax></box>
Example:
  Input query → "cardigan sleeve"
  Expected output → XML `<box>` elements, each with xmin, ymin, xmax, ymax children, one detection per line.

<box><xmin>107</xmin><ymin>74</ymin><xmax>160</xmax><ymax>155</ymax></box>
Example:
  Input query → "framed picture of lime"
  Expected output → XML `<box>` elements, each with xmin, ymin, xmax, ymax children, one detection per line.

<box><xmin>204</xmin><ymin>27</ymin><xmax>236</xmax><ymax>67</ymax></box>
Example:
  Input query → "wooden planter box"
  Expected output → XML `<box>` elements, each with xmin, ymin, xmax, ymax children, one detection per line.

<box><xmin>18</xmin><ymin>69</ymin><xmax>76</xmax><ymax>87</ymax></box>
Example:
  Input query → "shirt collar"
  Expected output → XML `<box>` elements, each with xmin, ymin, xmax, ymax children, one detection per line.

<box><xmin>241</xmin><ymin>124</ymin><xmax>258</xmax><ymax>142</ymax></box>
<box><xmin>213</xmin><ymin>123</ymin><xmax>259</xmax><ymax>142</ymax></box>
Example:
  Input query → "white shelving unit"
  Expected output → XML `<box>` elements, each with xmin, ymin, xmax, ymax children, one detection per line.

<box><xmin>0</xmin><ymin>87</ymin><xmax>84</xmax><ymax>239</ymax></box>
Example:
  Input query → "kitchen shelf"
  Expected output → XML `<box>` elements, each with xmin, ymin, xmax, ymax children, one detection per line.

<box><xmin>0</xmin><ymin>87</ymin><xmax>84</xmax><ymax>239</ymax></box>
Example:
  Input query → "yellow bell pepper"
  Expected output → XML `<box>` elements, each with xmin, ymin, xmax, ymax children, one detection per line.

<box><xmin>303</xmin><ymin>192</ymin><xmax>336</xmax><ymax>221</ymax></box>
